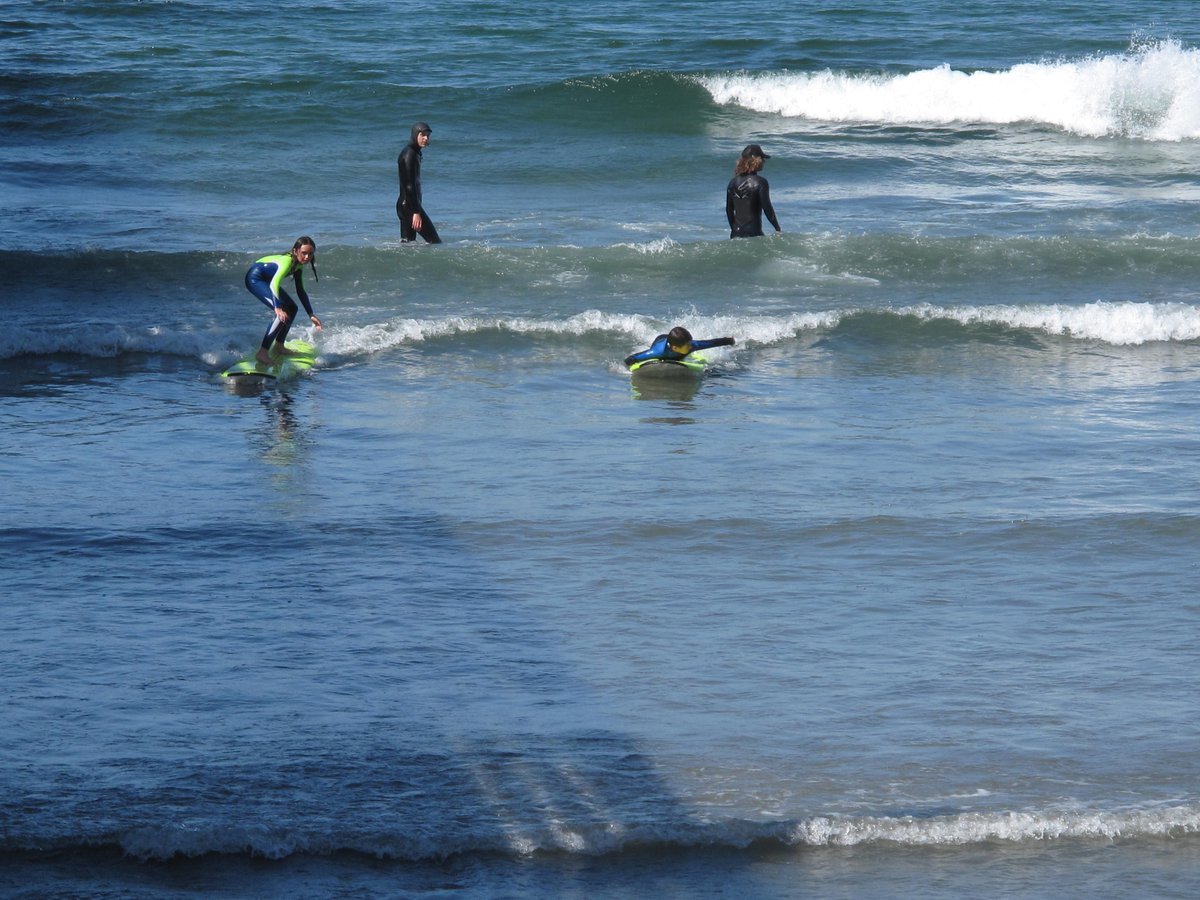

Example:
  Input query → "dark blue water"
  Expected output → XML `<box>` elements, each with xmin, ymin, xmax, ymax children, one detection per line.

<box><xmin>4</xmin><ymin>1</ymin><xmax>1200</xmax><ymax>896</ymax></box>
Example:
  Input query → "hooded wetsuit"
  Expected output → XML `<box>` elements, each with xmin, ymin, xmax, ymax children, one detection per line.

<box><xmin>244</xmin><ymin>254</ymin><xmax>314</xmax><ymax>351</ymax></box>
<box><xmin>726</xmin><ymin>173</ymin><xmax>780</xmax><ymax>238</ymax></box>
<box><xmin>397</xmin><ymin>122</ymin><xmax>442</xmax><ymax>244</ymax></box>
<box><xmin>624</xmin><ymin>334</ymin><xmax>735</xmax><ymax>367</ymax></box>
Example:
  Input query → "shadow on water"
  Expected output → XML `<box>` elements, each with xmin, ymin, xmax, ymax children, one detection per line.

<box><xmin>0</xmin><ymin>382</ymin><xmax>776</xmax><ymax>896</ymax></box>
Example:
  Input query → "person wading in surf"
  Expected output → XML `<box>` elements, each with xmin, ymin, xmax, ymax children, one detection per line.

<box><xmin>397</xmin><ymin>121</ymin><xmax>442</xmax><ymax>244</ymax></box>
<box><xmin>726</xmin><ymin>143</ymin><xmax>781</xmax><ymax>238</ymax></box>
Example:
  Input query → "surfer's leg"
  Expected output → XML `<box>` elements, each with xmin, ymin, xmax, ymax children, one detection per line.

<box><xmin>270</xmin><ymin>294</ymin><xmax>299</xmax><ymax>354</ymax></box>
<box><xmin>246</xmin><ymin>270</ymin><xmax>280</xmax><ymax>364</ymax></box>
<box><xmin>419</xmin><ymin>216</ymin><xmax>442</xmax><ymax>244</ymax></box>
<box><xmin>399</xmin><ymin>202</ymin><xmax>416</xmax><ymax>242</ymax></box>
<box><xmin>258</xmin><ymin>314</ymin><xmax>284</xmax><ymax>363</ymax></box>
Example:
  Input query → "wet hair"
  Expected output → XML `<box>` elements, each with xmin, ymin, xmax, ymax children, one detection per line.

<box><xmin>734</xmin><ymin>154</ymin><xmax>765</xmax><ymax>176</ymax></box>
<box><xmin>292</xmin><ymin>235</ymin><xmax>318</xmax><ymax>281</ymax></box>
<box><xmin>668</xmin><ymin>326</ymin><xmax>693</xmax><ymax>346</ymax></box>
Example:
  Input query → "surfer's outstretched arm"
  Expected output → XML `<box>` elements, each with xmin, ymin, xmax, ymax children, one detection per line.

<box><xmin>690</xmin><ymin>337</ymin><xmax>736</xmax><ymax>351</ymax></box>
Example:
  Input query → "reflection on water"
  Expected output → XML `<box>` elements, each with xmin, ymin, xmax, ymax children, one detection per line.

<box><xmin>639</xmin><ymin>414</ymin><xmax>698</xmax><ymax>427</ymax></box>
<box><xmin>240</xmin><ymin>390</ymin><xmax>316</xmax><ymax>504</ymax></box>
<box><xmin>260</xmin><ymin>393</ymin><xmax>300</xmax><ymax>470</ymax></box>
<box><xmin>630</xmin><ymin>377</ymin><xmax>700</xmax><ymax>403</ymax></box>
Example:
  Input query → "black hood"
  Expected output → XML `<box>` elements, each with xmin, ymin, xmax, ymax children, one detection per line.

<box><xmin>410</xmin><ymin>122</ymin><xmax>431</xmax><ymax>147</ymax></box>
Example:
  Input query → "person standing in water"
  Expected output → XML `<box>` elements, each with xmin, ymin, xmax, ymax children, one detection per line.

<box><xmin>243</xmin><ymin>236</ymin><xmax>323</xmax><ymax>365</ymax></box>
<box><xmin>397</xmin><ymin>121</ymin><xmax>442</xmax><ymax>244</ymax></box>
<box><xmin>726</xmin><ymin>143</ymin><xmax>781</xmax><ymax>238</ymax></box>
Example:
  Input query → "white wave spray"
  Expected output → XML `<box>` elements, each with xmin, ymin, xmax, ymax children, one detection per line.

<box><xmin>701</xmin><ymin>40</ymin><xmax>1200</xmax><ymax>140</ymax></box>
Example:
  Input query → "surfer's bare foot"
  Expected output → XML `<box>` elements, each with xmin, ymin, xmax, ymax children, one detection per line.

<box><xmin>255</xmin><ymin>349</ymin><xmax>272</xmax><ymax>365</ymax></box>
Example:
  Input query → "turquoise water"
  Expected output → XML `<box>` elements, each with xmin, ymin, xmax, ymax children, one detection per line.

<box><xmin>5</xmin><ymin>1</ymin><xmax>1200</xmax><ymax>896</ymax></box>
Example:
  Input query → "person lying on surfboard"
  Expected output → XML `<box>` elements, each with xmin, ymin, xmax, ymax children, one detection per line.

<box><xmin>244</xmin><ymin>236</ymin><xmax>324</xmax><ymax>366</ymax></box>
<box><xmin>624</xmin><ymin>326</ymin><xmax>735</xmax><ymax>368</ymax></box>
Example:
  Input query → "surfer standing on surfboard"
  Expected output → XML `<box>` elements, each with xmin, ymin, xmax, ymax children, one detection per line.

<box><xmin>244</xmin><ymin>236</ymin><xmax>323</xmax><ymax>366</ymax></box>
<box><xmin>624</xmin><ymin>326</ymin><xmax>735</xmax><ymax>368</ymax></box>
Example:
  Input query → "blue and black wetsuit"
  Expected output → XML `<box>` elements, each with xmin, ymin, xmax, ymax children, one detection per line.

<box><xmin>244</xmin><ymin>254</ymin><xmax>314</xmax><ymax>351</ymax></box>
<box><xmin>624</xmin><ymin>334</ymin><xmax>735</xmax><ymax>368</ymax></box>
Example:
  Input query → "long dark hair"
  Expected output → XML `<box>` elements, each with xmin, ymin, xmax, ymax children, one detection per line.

<box><xmin>293</xmin><ymin>235</ymin><xmax>318</xmax><ymax>281</ymax></box>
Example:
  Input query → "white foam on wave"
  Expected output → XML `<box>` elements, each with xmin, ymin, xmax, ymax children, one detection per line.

<box><xmin>6</xmin><ymin>302</ymin><xmax>1196</xmax><ymax>363</ymax></box>
<box><xmin>615</xmin><ymin>237</ymin><xmax>682</xmax><ymax>255</ymax></box>
<box><xmin>316</xmin><ymin>310</ymin><xmax>663</xmax><ymax>356</ymax></box>
<box><xmin>601</xmin><ymin>310</ymin><xmax>836</xmax><ymax>346</ymax></box>
<box><xmin>787</xmin><ymin>803</ymin><xmax>1200</xmax><ymax>847</ymax></box>
<box><xmin>701</xmin><ymin>40</ymin><xmax>1200</xmax><ymax>140</ymax></box>
<box><xmin>906</xmin><ymin>300</ymin><xmax>1200</xmax><ymax>345</ymax></box>
<box><xmin>615</xmin><ymin>302</ymin><xmax>1200</xmax><ymax>348</ymax></box>
<box><xmin>0</xmin><ymin>322</ymin><xmax>231</xmax><ymax>363</ymax></box>
<box><xmin>113</xmin><ymin>802</ymin><xmax>1200</xmax><ymax>861</ymax></box>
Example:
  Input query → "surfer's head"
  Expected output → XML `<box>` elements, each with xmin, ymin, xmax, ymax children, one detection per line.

<box><xmin>412</xmin><ymin>122</ymin><xmax>432</xmax><ymax>148</ymax></box>
<box><xmin>735</xmin><ymin>153</ymin><xmax>766</xmax><ymax>176</ymax></box>
<box><xmin>735</xmin><ymin>144</ymin><xmax>770</xmax><ymax>176</ymax></box>
<box><xmin>667</xmin><ymin>326</ymin><xmax>693</xmax><ymax>354</ymax></box>
<box><xmin>293</xmin><ymin>236</ymin><xmax>317</xmax><ymax>281</ymax></box>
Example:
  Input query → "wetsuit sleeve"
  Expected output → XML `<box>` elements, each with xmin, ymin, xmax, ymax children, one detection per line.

<box><xmin>725</xmin><ymin>178</ymin><xmax>737</xmax><ymax>229</ymax></box>
<box><xmin>292</xmin><ymin>269</ymin><xmax>314</xmax><ymax>317</ymax></box>
<box><xmin>760</xmin><ymin>178</ymin><xmax>780</xmax><ymax>232</ymax></box>
<box><xmin>624</xmin><ymin>334</ymin><xmax>671</xmax><ymax>367</ymax></box>
<box><xmin>690</xmin><ymin>337</ymin><xmax>735</xmax><ymax>351</ymax></box>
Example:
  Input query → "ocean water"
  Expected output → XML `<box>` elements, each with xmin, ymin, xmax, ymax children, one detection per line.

<box><xmin>4</xmin><ymin>1</ymin><xmax>1200</xmax><ymax>896</ymax></box>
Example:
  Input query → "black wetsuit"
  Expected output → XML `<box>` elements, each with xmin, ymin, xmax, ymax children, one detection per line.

<box><xmin>397</xmin><ymin>124</ymin><xmax>442</xmax><ymax>244</ymax></box>
<box><xmin>725</xmin><ymin>173</ymin><xmax>780</xmax><ymax>238</ymax></box>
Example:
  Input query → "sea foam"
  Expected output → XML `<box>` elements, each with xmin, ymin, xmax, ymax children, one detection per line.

<box><xmin>4</xmin><ymin>301</ymin><xmax>1198</xmax><ymax>364</ymax></box>
<box><xmin>701</xmin><ymin>40</ymin><xmax>1200</xmax><ymax>140</ymax></box>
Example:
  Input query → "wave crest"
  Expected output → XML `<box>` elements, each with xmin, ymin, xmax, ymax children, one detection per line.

<box><xmin>4</xmin><ymin>300</ymin><xmax>1198</xmax><ymax>365</ymax></box>
<box><xmin>701</xmin><ymin>40</ymin><xmax>1200</xmax><ymax>140</ymax></box>
<box><xmin>61</xmin><ymin>802</ymin><xmax>1200</xmax><ymax>862</ymax></box>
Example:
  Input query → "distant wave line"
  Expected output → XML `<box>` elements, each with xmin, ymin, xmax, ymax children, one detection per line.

<box><xmin>20</xmin><ymin>801</ymin><xmax>1196</xmax><ymax>862</ymax></box>
<box><xmin>4</xmin><ymin>301</ymin><xmax>1200</xmax><ymax>363</ymax></box>
<box><xmin>700</xmin><ymin>39</ymin><xmax>1200</xmax><ymax>140</ymax></box>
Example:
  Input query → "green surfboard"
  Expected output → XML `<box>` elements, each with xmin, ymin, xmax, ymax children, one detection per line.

<box><xmin>628</xmin><ymin>353</ymin><xmax>708</xmax><ymax>379</ymax></box>
<box><xmin>222</xmin><ymin>340</ymin><xmax>318</xmax><ymax>381</ymax></box>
